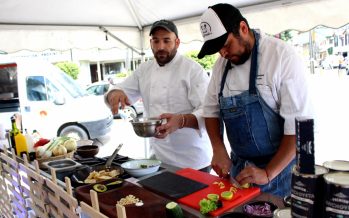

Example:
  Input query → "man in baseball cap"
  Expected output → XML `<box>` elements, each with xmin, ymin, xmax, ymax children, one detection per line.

<box><xmin>200</xmin><ymin>3</ymin><xmax>314</xmax><ymax>198</ymax></box>
<box><xmin>105</xmin><ymin>18</ymin><xmax>213</xmax><ymax>173</ymax></box>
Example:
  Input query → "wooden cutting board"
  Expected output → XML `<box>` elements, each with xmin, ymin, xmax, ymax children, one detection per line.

<box><xmin>176</xmin><ymin>168</ymin><xmax>261</xmax><ymax>216</ymax></box>
<box><xmin>75</xmin><ymin>179</ymin><xmax>170</xmax><ymax>218</ymax></box>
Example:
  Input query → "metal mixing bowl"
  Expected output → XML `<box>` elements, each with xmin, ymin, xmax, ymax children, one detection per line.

<box><xmin>130</xmin><ymin>117</ymin><xmax>162</xmax><ymax>137</ymax></box>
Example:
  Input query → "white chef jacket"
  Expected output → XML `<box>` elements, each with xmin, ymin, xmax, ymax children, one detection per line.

<box><xmin>110</xmin><ymin>53</ymin><xmax>212</xmax><ymax>169</ymax></box>
<box><xmin>203</xmin><ymin>31</ymin><xmax>314</xmax><ymax>135</ymax></box>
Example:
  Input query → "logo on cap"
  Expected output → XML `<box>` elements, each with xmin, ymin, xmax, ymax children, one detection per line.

<box><xmin>200</xmin><ymin>22</ymin><xmax>212</xmax><ymax>37</ymax></box>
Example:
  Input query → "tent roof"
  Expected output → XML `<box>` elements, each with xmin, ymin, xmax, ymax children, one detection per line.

<box><xmin>0</xmin><ymin>0</ymin><xmax>349</xmax><ymax>53</ymax></box>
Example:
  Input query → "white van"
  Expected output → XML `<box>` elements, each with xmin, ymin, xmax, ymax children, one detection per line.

<box><xmin>0</xmin><ymin>59</ymin><xmax>113</xmax><ymax>140</ymax></box>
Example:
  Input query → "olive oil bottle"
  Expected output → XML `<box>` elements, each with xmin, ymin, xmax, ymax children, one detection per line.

<box><xmin>9</xmin><ymin>116</ymin><xmax>19</xmax><ymax>154</ymax></box>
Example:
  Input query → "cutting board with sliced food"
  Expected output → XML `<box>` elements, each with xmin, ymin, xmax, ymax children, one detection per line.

<box><xmin>75</xmin><ymin>179</ymin><xmax>170</xmax><ymax>218</ymax></box>
<box><xmin>176</xmin><ymin>168</ymin><xmax>261</xmax><ymax>216</ymax></box>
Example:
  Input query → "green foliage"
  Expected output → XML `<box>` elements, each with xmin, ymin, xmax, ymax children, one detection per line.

<box><xmin>55</xmin><ymin>62</ymin><xmax>80</xmax><ymax>80</ymax></box>
<box><xmin>327</xmin><ymin>47</ymin><xmax>333</xmax><ymax>55</ymax></box>
<box><xmin>280</xmin><ymin>30</ymin><xmax>293</xmax><ymax>42</ymax></box>
<box><xmin>185</xmin><ymin>51</ymin><xmax>218</xmax><ymax>70</ymax></box>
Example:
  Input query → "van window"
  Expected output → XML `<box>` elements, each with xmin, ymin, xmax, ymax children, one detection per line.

<box><xmin>50</xmin><ymin>68</ymin><xmax>87</xmax><ymax>98</ymax></box>
<box><xmin>0</xmin><ymin>64</ymin><xmax>18</xmax><ymax>99</ymax></box>
<box><xmin>26</xmin><ymin>76</ymin><xmax>59</xmax><ymax>101</ymax></box>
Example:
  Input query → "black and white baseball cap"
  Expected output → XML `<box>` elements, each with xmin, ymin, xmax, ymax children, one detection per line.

<box><xmin>198</xmin><ymin>4</ymin><xmax>246</xmax><ymax>59</ymax></box>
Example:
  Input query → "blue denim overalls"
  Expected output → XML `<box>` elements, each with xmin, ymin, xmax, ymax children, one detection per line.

<box><xmin>218</xmin><ymin>31</ymin><xmax>295</xmax><ymax>197</ymax></box>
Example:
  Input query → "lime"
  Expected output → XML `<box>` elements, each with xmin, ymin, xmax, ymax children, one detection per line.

<box><xmin>207</xmin><ymin>193</ymin><xmax>219</xmax><ymax>202</ymax></box>
<box><xmin>220</xmin><ymin>191</ymin><xmax>233</xmax><ymax>200</ymax></box>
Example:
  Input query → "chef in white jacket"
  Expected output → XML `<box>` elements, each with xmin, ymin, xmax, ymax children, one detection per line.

<box><xmin>105</xmin><ymin>20</ymin><xmax>212</xmax><ymax>172</ymax></box>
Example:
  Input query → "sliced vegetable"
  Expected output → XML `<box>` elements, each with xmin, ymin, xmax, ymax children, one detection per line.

<box><xmin>244</xmin><ymin>202</ymin><xmax>273</xmax><ymax>217</ymax></box>
<box><xmin>207</xmin><ymin>193</ymin><xmax>219</xmax><ymax>202</ymax></box>
<box><xmin>34</xmin><ymin>138</ymin><xmax>50</xmax><ymax>148</ymax></box>
<box><xmin>241</xmin><ymin>183</ymin><xmax>250</xmax><ymax>189</ymax></box>
<box><xmin>221</xmin><ymin>191</ymin><xmax>233</xmax><ymax>200</ymax></box>
<box><xmin>165</xmin><ymin>201</ymin><xmax>184</xmax><ymax>218</ymax></box>
<box><xmin>93</xmin><ymin>184</ymin><xmax>107</xmax><ymax>193</ymax></box>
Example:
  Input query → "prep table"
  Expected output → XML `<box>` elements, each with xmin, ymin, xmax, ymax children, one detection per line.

<box><xmin>0</xmin><ymin>149</ymin><xmax>285</xmax><ymax>218</ymax></box>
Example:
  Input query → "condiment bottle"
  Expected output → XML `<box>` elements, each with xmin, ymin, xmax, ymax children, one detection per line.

<box><xmin>15</xmin><ymin>130</ymin><xmax>28</xmax><ymax>158</ymax></box>
<box><xmin>24</xmin><ymin>129</ymin><xmax>34</xmax><ymax>153</ymax></box>
<box><xmin>10</xmin><ymin>115</ymin><xmax>19</xmax><ymax>154</ymax></box>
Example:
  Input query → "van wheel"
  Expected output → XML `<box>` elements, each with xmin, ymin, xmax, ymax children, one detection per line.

<box><xmin>119</xmin><ymin>106</ymin><xmax>137</xmax><ymax>120</ymax></box>
<box><xmin>59</xmin><ymin>125</ymin><xmax>89</xmax><ymax>140</ymax></box>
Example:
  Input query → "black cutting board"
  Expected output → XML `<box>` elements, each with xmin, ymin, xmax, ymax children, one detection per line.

<box><xmin>138</xmin><ymin>171</ymin><xmax>208</xmax><ymax>200</ymax></box>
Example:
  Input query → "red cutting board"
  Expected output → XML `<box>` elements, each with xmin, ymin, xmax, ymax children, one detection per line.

<box><xmin>176</xmin><ymin>168</ymin><xmax>260</xmax><ymax>216</ymax></box>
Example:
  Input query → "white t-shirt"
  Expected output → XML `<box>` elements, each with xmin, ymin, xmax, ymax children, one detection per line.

<box><xmin>203</xmin><ymin>31</ymin><xmax>314</xmax><ymax>135</ymax></box>
<box><xmin>110</xmin><ymin>53</ymin><xmax>212</xmax><ymax>169</ymax></box>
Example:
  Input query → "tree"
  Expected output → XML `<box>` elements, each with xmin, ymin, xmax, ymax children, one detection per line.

<box><xmin>185</xmin><ymin>51</ymin><xmax>218</xmax><ymax>70</ymax></box>
<box><xmin>55</xmin><ymin>62</ymin><xmax>80</xmax><ymax>80</ymax></box>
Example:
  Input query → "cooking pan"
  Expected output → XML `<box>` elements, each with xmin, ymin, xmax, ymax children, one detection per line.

<box><xmin>71</xmin><ymin>144</ymin><xmax>125</xmax><ymax>187</ymax></box>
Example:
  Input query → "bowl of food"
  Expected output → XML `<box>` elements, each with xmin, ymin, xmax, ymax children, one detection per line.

<box><xmin>121</xmin><ymin>159</ymin><xmax>161</xmax><ymax>177</ymax></box>
<box><xmin>243</xmin><ymin>201</ymin><xmax>278</xmax><ymax>218</ymax></box>
<box><xmin>76</xmin><ymin>145</ymin><xmax>99</xmax><ymax>158</ymax></box>
<box><xmin>130</xmin><ymin>117</ymin><xmax>162</xmax><ymax>137</ymax></box>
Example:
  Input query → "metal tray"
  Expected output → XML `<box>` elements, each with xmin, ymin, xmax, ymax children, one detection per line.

<box><xmin>42</xmin><ymin>158</ymin><xmax>81</xmax><ymax>172</ymax></box>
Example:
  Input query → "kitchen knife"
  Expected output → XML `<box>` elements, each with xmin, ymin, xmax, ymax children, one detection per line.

<box><xmin>229</xmin><ymin>175</ymin><xmax>242</xmax><ymax>189</ymax></box>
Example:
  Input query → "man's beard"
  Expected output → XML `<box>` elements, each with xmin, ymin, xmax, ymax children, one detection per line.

<box><xmin>154</xmin><ymin>49</ymin><xmax>177</xmax><ymax>66</ymax></box>
<box><xmin>230</xmin><ymin>37</ymin><xmax>252</xmax><ymax>66</ymax></box>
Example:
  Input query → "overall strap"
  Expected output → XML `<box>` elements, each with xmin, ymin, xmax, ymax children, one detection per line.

<box><xmin>218</xmin><ymin>61</ymin><xmax>232</xmax><ymax>100</ymax></box>
<box><xmin>249</xmin><ymin>30</ymin><xmax>260</xmax><ymax>95</ymax></box>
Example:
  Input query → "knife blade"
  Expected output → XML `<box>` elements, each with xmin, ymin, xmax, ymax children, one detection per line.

<box><xmin>229</xmin><ymin>175</ymin><xmax>242</xmax><ymax>189</ymax></box>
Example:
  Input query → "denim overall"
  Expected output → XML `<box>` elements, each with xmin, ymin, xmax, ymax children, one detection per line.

<box><xmin>218</xmin><ymin>31</ymin><xmax>295</xmax><ymax>197</ymax></box>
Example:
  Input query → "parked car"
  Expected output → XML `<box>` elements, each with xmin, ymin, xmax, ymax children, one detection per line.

<box><xmin>86</xmin><ymin>81</ymin><xmax>143</xmax><ymax>119</ymax></box>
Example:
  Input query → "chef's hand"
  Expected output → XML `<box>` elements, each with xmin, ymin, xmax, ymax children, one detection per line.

<box><xmin>236</xmin><ymin>165</ymin><xmax>269</xmax><ymax>185</ymax></box>
<box><xmin>107</xmin><ymin>90</ymin><xmax>131</xmax><ymax>115</ymax></box>
<box><xmin>155</xmin><ymin>113</ymin><xmax>183</xmax><ymax>139</ymax></box>
<box><xmin>211</xmin><ymin>145</ymin><xmax>232</xmax><ymax>178</ymax></box>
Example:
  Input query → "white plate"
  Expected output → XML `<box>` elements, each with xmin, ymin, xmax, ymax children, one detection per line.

<box><xmin>121</xmin><ymin>159</ymin><xmax>161</xmax><ymax>177</ymax></box>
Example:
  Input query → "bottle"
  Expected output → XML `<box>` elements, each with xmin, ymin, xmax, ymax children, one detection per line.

<box><xmin>10</xmin><ymin>115</ymin><xmax>20</xmax><ymax>154</ymax></box>
<box><xmin>24</xmin><ymin>129</ymin><xmax>36</xmax><ymax>161</ymax></box>
<box><xmin>15</xmin><ymin>130</ymin><xmax>28</xmax><ymax>158</ymax></box>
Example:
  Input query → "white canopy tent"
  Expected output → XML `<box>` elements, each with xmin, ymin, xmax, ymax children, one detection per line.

<box><xmin>0</xmin><ymin>0</ymin><xmax>349</xmax><ymax>53</ymax></box>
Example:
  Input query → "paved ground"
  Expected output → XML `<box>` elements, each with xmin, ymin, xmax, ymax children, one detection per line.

<box><xmin>98</xmin><ymin>68</ymin><xmax>349</xmax><ymax>165</ymax></box>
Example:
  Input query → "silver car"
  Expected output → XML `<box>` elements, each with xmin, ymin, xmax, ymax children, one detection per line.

<box><xmin>86</xmin><ymin>81</ymin><xmax>143</xmax><ymax>119</ymax></box>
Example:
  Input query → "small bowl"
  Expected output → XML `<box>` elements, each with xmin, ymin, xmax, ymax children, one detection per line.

<box><xmin>243</xmin><ymin>201</ymin><xmax>278</xmax><ymax>218</ymax></box>
<box><xmin>76</xmin><ymin>145</ymin><xmax>99</xmax><ymax>158</ymax></box>
<box><xmin>130</xmin><ymin>117</ymin><xmax>162</xmax><ymax>137</ymax></box>
<box><xmin>121</xmin><ymin>159</ymin><xmax>161</xmax><ymax>177</ymax></box>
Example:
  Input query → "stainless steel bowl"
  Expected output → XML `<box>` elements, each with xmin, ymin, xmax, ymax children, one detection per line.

<box><xmin>130</xmin><ymin>117</ymin><xmax>162</xmax><ymax>137</ymax></box>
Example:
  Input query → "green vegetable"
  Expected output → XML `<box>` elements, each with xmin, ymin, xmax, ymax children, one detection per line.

<box><xmin>207</xmin><ymin>193</ymin><xmax>219</xmax><ymax>202</ymax></box>
<box><xmin>165</xmin><ymin>201</ymin><xmax>184</xmax><ymax>218</ymax></box>
<box><xmin>93</xmin><ymin>184</ymin><xmax>107</xmax><ymax>193</ymax></box>
<box><xmin>140</xmin><ymin>164</ymin><xmax>148</xmax><ymax>168</ymax></box>
<box><xmin>199</xmin><ymin>198</ymin><xmax>218</xmax><ymax>215</ymax></box>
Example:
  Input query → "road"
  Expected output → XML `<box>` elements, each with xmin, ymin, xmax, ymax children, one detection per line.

<box><xmin>98</xmin><ymin>68</ymin><xmax>349</xmax><ymax>165</ymax></box>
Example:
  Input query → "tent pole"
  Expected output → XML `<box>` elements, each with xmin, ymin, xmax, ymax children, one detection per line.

<box><xmin>99</xmin><ymin>26</ymin><xmax>144</xmax><ymax>56</ymax></box>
